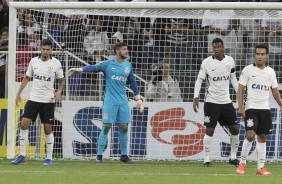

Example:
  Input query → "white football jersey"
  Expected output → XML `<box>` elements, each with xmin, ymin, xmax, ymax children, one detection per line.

<box><xmin>198</xmin><ymin>55</ymin><xmax>236</xmax><ymax>104</ymax></box>
<box><xmin>26</xmin><ymin>56</ymin><xmax>64</xmax><ymax>103</ymax></box>
<box><xmin>238</xmin><ymin>64</ymin><xmax>278</xmax><ymax>110</ymax></box>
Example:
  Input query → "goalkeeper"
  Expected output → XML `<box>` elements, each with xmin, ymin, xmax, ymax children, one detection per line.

<box><xmin>68</xmin><ymin>42</ymin><xmax>144</xmax><ymax>163</ymax></box>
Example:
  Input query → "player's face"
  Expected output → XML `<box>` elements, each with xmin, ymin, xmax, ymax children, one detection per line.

<box><xmin>40</xmin><ymin>45</ymin><xmax>52</xmax><ymax>61</ymax></box>
<box><xmin>117</xmin><ymin>46</ymin><xmax>128</xmax><ymax>59</ymax></box>
<box><xmin>255</xmin><ymin>48</ymin><xmax>268</xmax><ymax>66</ymax></box>
<box><xmin>212</xmin><ymin>42</ymin><xmax>224</xmax><ymax>57</ymax></box>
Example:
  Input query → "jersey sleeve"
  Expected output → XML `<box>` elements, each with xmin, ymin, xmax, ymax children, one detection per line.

<box><xmin>94</xmin><ymin>60</ymin><xmax>110</xmax><ymax>72</ymax></box>
<box><xmin>198</xmin><ymin>60</ymin><xmax>207</xmax><ymax>80</ymax></box>
<box><xmin>26</xmin><ymin>59</ymin><xmax>33</xmax><ymax>77</ymax></box>
<box><xmin>56</xmin><ymin>61</ymin><xmax>64</xmax><ymax>79</ymax></box>
<box><xmin>271</xmin><ymin>70</ymin><xmax>278</xmax><ymax>88</ymax></box>
<box><xmin>238</xmin><ymin>67</ymin><xmax>249</xmax><ymax>86</ymax></box>
<box><xmin>231</xmin><ymin>57</ymin><xmax>236</xmax><ymax>73</ymax></box>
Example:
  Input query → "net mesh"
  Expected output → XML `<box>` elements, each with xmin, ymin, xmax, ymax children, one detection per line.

<box><xmin>8</xmin><ymin>7</ymin><xmax>282</xmax><ymax>160</ymax></box>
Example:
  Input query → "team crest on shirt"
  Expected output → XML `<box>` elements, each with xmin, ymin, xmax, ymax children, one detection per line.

<box><xmin>103</xmin><ymin>113</ymin><xmax>108</xmax><ymax>120</ymax></box>
<box><xmin>247</xmin><ymin>118</ymin><xmax>254</xmax><ymax>127</ymax></box>
<box><xmin>124</xmin><ymin>67</ymin><xmax>129</xmax><ymax>74</ymax></box>
<box><xmin>47</xmin><ymin>66</ymin><xmax>53</xmax><ymax>74</ymax></box>
<box><xmin>204</xmin><ymin>116</ymin><xmax>210</xmax><ymax>123</ymax></box>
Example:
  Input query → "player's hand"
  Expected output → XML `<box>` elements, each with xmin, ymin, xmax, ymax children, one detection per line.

<box><xmin>68</xmin><ymin>68</ymin><xmax>82</xmax><ymax>76</ymax></box>
<box><xmin>15</xmin><ymin>93</ymin><xmax>21</xmax><ymax>106</ymax></box>
<box><xmin>193</xmin><ymin>98</ymin><xmax>199</xmax><ymax>113</ymax></box>
<box><xmin>54</xmin><ymin>91</ymin><xmax>62</xmax><ymax>101</ymax></box>
<box><xmin>136</xmin><ymin>100</ymin><xmax>144</xmax><ymax>113</ymax></box>
<box><xmin>238</xmin><ymin>107</ymin><xmax>245</xmax><ymax>117</ymax></box>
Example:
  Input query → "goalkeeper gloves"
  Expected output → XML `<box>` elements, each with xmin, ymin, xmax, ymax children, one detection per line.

<box><xmin>68</xmin><ymin>68</ymin><xmax>83</xmax><ymax>76</ymax></box>
<box><xmin>136</xmin><ymin>99</ymin><xmax>144</xmax><ymax>113</ymax></box>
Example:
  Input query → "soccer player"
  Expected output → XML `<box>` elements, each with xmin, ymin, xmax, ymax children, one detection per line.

<box><xmin>193</xmin><ymin>38</ymin><xmax>239</xmax><ymax>167</ymax></box>
<box><xmin>236</xmin><ymin>44</ymin><xmax>282</xmax><ymax>175</ymax></box>
<box><xmin>11</xmin><ymin>39</ymin><xmax>65</xmax><ymax>166</ymax></box>
<box><xmin>68</xmin><ymin>42</ymin><xmax>144</xmax><ymax>163</ymax></box>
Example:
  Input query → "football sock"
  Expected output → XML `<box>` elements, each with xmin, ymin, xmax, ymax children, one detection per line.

<box><xmin>240</xmin><ymin>139</ymin><xmax>253</xmax><ymax>165</ymax></box>
<box><xmin>45</xmin><ymin>133</ymin><xmax>54</xmax><ymax>160</ymax></box>
<box><xmin>230</xmin><ymin>135</ymin><xmax>239</xmax><ymax>160</ymax></box>
<box><xmin>256</xmin><ymin>142</ymin><xmax>266</xmax><ymax>170</ymax></box>
<box><xmin>97</xmin><ymin>126</ymin><xmax>111</xmax><ymax>155</ymax></box>
<box><xmin>119</xmin><ymin>126</ymin><xmax>128</xmax><ymax>156</ymax></box>
<box><xmin>204</xmin><ymin>134</ymin><xmax>212</xmax><ymax>163</ymax></box>
<box><xmin>19</xmin><ymin>128</ymin><xmax>28</xmax><ymax>157</ymax></box>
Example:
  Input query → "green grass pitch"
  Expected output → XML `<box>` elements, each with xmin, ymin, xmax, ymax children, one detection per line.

<box><xmin>0</xmin><ymin>159</ymin><xmax>281</xmax><ymax>184</ymax></box>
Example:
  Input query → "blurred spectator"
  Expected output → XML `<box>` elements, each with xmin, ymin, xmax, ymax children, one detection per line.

<box><xmin>0</xmin><ymin>27</ymin><xmax>8</xmax><ymax>98</ymax></box>
<box><xmin>201</xmin><ymin>0</ymin><xmax>239</xmax><ymax>63</ymax></box>
<box><xmin>106</xmin><ymin>31</ymin><xmax>123</xmax><ymax>59</ymax></box>
<box><xmin>260</xmin><ymin>9</ymin><xmax>282</xmax><ymax>70</ymax></box>
<box><xmin>48</xmin><ymin>13</ymin><xmax>67</xmax><ymax>49</ymax></box>
<box><xmin>154</xmin><ymin>17</ymin><xmax>196</xmax><ymax>70</ymax></box>
<box><xmin>0</xmin><ymin>1</ymin><xmax>9</xmax><ymax>30</ymax></box>
<box><xmin>238</xmin><ymin>11</ymin><xmax>264</xmax><ymax>64</ymax></box>
<box><xmin>145</xmin><ymin>61</ymin><xmax>182</xmax><ymax>102</ymax></box>
<box><xmin>83</xmin><ymin>19</ymin><xmax>110</xmax><ymax>60</ymax></box>
<box><xmin>18</xmin><ymin>11</ymin><xmax>41</xmax><ymax>50</ymax></box>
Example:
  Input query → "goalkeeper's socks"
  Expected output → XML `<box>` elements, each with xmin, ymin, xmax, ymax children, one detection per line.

<box><xmin>240</xmin><ymin>139</ymin><xmax>253</xmax><ymax>165</ymax></box>
<box><xmin>203</xmin><ymin>134</ymin><xmax>212</xmax><ymax>163</ymax></box>
<box><xmin>119</xmin><ymin>126</ymin><xmax>128</xmax><ymax>155</ymax></box>
<box><xmin>19</xmin><ymin>128</ymin><xmax>28</xmax><ymax>157</ymax></box>
<box><xmin>256</xmin><ymin>142</ymin><xmax>266</xmax><ymax>170</ymax></box>
<box><xmin>97</xmin><ymin>126</ymin><xmax>111</xmax><ymax>155</ymax></box>
<box><xmin>45</xmin><ymin>133</ymin><xmax>54</xmax><ymax>160</ymax></box>
<box><xmin>230</xmin><ymin>134</ymin><xmax>239</xmax><ymax>160</ymax></box>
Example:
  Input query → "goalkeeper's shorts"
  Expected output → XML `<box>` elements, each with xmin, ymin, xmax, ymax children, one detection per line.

<box><xmin>102</xmin><ymin>104</ymin><xmax>130</xmax><ymax>124</ymax></box>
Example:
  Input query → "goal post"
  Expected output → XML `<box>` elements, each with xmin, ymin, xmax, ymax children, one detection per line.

<box><xmin>7</xmin><ymin>2</ymin><xmax>282</xmax><ymax>161</ymax></box>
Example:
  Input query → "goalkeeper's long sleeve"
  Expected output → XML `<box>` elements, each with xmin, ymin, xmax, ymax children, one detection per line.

<box><xmin>82</xmin><ymin>65</ymin><xmax>98</xmax><ymax>72</ymax></box>
<box><xmin>129</xmin><ymin>79</ymin><xmax>139</xmax><ymax>96</ymax></box>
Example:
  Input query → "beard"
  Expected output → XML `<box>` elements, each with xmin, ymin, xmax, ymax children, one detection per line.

<box><xmin>119</xmin><ymin>53</ymin><xmax>127</xmax><ymax>60</ymax></box>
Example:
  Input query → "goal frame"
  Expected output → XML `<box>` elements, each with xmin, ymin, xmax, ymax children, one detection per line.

<box><xmin>7</xmin><ymin>1</ymin><xmax>282</xmax><ymax>159</ymax></box>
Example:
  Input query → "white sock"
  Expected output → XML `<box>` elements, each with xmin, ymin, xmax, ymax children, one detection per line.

<box><xmin>19</xmin><ymin>129</ymin><xmax>28</xmax><ymax>157</ymax></box>
<box><xmin>45</xmin><ymin>133</ymin><xmax>54</xmax><ymax>160</ymax></box>
<box><xmin>230</xmin><ymin>135</ymin><xmax>239</xmax><ymax>160</ymax></box>
<box><xmin>256</xmin><ymin>142</ymin><xmax>266</xmax><ymax>170</ymax></box>
<box><xmin>204</xmin><ymin>134</ymin><xmax>212</xmax><ymax>163</ymax></box>
<box><xmin>240</xmin><ymin>139</ymin><xmax>253</xmax><ymax>165</ymax></box>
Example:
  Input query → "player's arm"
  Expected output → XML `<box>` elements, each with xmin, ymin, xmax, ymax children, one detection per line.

<box><xmin>68</xmin><ymin>65</ymin><xmax>98</xmax><ymax>76</ymax></box>
<box><xmin>237</xmin><ymin>84</ymin><xmax>246</xmax><ymax>117</ymax></box>
<box><xmin>193</xmin><ymin>77</ymin><xmax>203</xmax><ymax>113</ymax></box>
<box><xmin>128</xmin><ymin>68</ymin><xmax>144</xmax><ymax>113</ymax></box>
<box><xmin>54</xmin><ymin>78</ymin><xmax>65</xmax><ymax>101</ymax></box>
<box><xmin>272</xmin><ymin>88</ymin><xmax>282</xmax><ymax>109</ymax></box>
<box><xmin>230</xmin><ymin>69</ymin><xmax>238</xmax><ymax>93</ymax></box>
<box><xmin>16</xmin><ymin>75</ymin><xmax>30</xmax><ymax>106</ymax></box>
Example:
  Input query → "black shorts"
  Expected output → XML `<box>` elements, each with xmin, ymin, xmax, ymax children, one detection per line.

<box><xmin>244</xmin><ymin>109</ymin><xmax>272</xmax><ymax>135</ymax></box>
<box><xmin>204</xmin><ymin>102</ymin><xmax>237</xmax><ymax>128</ymax></box>
<box><xmin>22</xmin><ymin>100</ymin><xmax>55</xmax><ymax>124</ymax></box>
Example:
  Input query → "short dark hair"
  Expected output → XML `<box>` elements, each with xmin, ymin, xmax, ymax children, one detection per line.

<box><xmin>40</xmin><ymin>39</ymin><xmax>52</xmax><ymax>47</ymax></box>
<box><xmin>114</xmin><ymin>42</ymin><xmax>127</xmax><ymax>54</ymax></box>
<box><xmin>255</xmin><ymin>43</ymin><xmax>269</xmax><ymax>54</ymax></box>
<box><xmin>212</xmin><ymin>38</ymin><xmax>224</xmax><ymax>45</ymax></box>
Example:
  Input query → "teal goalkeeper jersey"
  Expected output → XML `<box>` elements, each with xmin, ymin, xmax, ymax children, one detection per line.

<box><xmin>95</xmin><ymin>58</ymin><xmax>135</xmax><ymax>105</ymax></box>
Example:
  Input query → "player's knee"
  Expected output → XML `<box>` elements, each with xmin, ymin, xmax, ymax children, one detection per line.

<box><xmin>257</xmin><ymin>134</ymin><xmax>266</xmax><ymax>143</ymax></box>
<box><xmin>229</xmin><ymin>125</ymin><xmax>239</xmax><ymax>135</ymax></box>
<box><xmin>21</xmin><ymin>118</ymin><xmax>32</xmax><ymax>130</ymax></box>
<box><xmin>118</xmin><ymin>126</ymin><xmax>128</xmax><ymax>133</ymax></box>
<box><xmin>102</xmin><ymin>124</ymin><xmax>111</xmax><ymax>134</ymax></box>
<box><xmin>246</xmin><ymin>131</ymin><xmax>256</xmax><ymax>141</ymax></box>
<box><xmin>205</xmin><ymin>127</ymin><xmax>215</xmax><ymax>136</ymax></box>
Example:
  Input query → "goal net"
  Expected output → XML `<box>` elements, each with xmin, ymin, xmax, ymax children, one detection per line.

<box><xmin>7</xmin><ymin>2</ymin><xmax>282</xmax><ymax>161</ymax></box>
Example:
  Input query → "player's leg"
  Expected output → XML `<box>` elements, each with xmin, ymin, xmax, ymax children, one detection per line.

<box><xmin>203</xmin><ymin>102</ymin><xmax>220</xmax><ymax>167</ymax></box>
<box><xmin>220</xmin><ymin>103</ymin><xmax>239</xmax><ymax>165</ymax></box>
<box><xmin>11</xmin><ymin>100</ymin><xmax>38</xmax><ymax>165</ymax></box>
<box><xmin>117</xmin><ymin>105</ymin><xmax>132</xmax><ymax>163</ymax></box>
<box><xmin>255</xmin><ymin>109</ymin><xmax>272</xmax><ymax>175</ymax></box>
<box><xmin>40</xmin><ymin>102</ymin><xmax>55</xmax><ymax>166</ymax></box>
<box><xmin>96</xmin><ymin>105</ymin><xmax>117</xmax><ymax>163</ymax></box>
<box><xmin>237</xmin><ymin>109</ymin><xmax>257</xmax><ymax>174</ymax></box>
